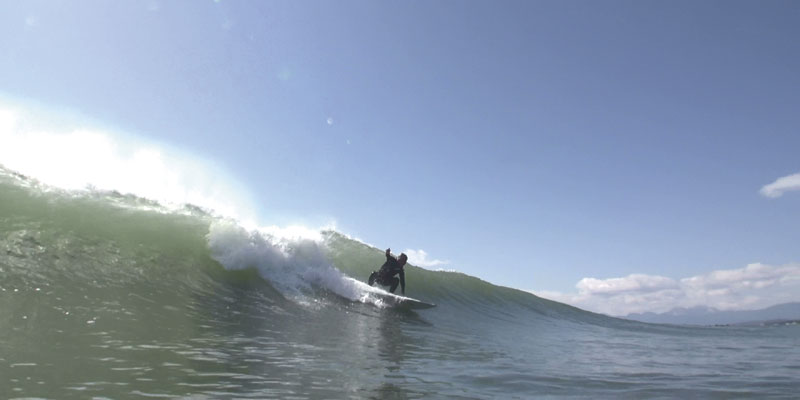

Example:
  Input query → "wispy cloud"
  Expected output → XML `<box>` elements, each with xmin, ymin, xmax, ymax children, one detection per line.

<box><xmin>576</xmin><ymin>274</ymin><xmax>678</xmax><ymax>294</ymax></box>
<box><xmin>534</xmin><ymin>263</ymin><xmax>800</xmax><ymax>316</ymax></box>
<box><xmin>403</xmin><ymin>249</ymin><xmax>449</xmax><ymax>268</ymax></box>
<box><xmin>760</xmin><ymin>172</ymin><xmax>800</xmax><ymax>198</ymax></box>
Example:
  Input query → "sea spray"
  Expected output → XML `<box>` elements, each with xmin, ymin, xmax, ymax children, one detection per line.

<box><xmin>206</xmin><ymin>219</ymin><xmax>374</xmax><ymax>304</ymax></box>
<box><xmin>0</xmin><ymin>101</ymin><xmax>255</xmax><ymax>220</ymax></box>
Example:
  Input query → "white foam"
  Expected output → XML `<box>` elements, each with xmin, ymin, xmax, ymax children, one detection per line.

<box><xmin>207</xmin><ymin>220</ymin><xmax>384</xmax><ymax>306</ymax></box>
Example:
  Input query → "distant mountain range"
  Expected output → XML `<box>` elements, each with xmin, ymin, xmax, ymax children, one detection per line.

<box><xmin>623</xmin><ymin>302</ymin><xmax>800</xmax><ymax>326</ymax></box>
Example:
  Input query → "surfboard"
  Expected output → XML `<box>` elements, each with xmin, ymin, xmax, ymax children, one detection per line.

<box><xmin>343</xmin><ymin>277</ymin><xmax>436</xmax><ymax>310</ymax></box>
<box><xmin>399</xmin><ymin>297</ymin><xmax>437</xmax><ymax>309</ymax></box>
<box><xmin>372</xmin><ymin>290</ymin><xmax>436</xmax><ymax>310</ymax></box>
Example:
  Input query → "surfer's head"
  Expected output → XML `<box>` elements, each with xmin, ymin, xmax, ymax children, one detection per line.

<box><xmin>398</xmin><ymin>253</ymin><xmax>408</xmax><ymax>266</ymax></box>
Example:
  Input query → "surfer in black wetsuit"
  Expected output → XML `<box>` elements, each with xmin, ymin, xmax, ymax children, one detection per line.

<box><xmin>368</xmin><ymin>248</ymin><xmax>407</xmax><ymax>295</ymax></box>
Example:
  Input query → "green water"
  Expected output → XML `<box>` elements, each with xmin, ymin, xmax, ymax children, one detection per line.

<box><xmin>2</xmin><ymin>167</ymin><xmax>799</xmax><ymax>399</ymax></box>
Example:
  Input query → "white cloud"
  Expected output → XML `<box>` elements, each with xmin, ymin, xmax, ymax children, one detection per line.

<box><xmin>534</xmin><ymin>263</ymin><xmax>800</xmax><ymax>316</ymax></box>
<box><xmin>402</xmin><ymin>249</ymin><xmax>449</xmax><ymax>268</ymax></box>
<box><xmin>576</xmin><ymin>274</ymin><xmax>678</xmax><ymax>295</ymax></box>
<box><xmin>760</xmin><ymin>172</ymin><xmax>800</xmax><ymax>198</ymax></box>
<box><xmin>326</xmin><ymin>117</ymin><xmax>334</xmax><ymax>126</ymax></box>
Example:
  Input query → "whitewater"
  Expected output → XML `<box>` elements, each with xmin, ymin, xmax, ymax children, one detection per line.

<box><xmin>1</xmin><ymin>161</ymin><xmax>799</xmax><ymax>399</ymax></box>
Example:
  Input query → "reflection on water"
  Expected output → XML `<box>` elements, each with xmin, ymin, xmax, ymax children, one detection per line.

<box><xmin>3</xmin><ymin>266</ymin><xmax>799</xmax><ymax>399</ymax></box>
<box><xmin>370</xmin><ymin>382</ymin><xmax>412</xmax><ymax>400</ymax></box>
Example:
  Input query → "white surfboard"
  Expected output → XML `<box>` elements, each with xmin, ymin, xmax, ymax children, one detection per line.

<box><xmin>343</xmin><ymin>277</ymin><xmax>436</xmax><ymax>309</ymax></box>
<box><xmin>371</xmin><ymin>290</ymin><xmax>436</xmax><ymax>309</ymax></box>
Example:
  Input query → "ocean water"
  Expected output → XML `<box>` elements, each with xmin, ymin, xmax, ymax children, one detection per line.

<box><xmin>1</xmin><ymin>165</ymin><xmax>799</xmax><ymax>399</ymax></box>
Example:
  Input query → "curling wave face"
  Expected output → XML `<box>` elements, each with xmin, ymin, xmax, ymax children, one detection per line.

<box><xmin>2</xmin><ymin>165</ymin><xmax>799</xmax><ymax>399</ymax></box>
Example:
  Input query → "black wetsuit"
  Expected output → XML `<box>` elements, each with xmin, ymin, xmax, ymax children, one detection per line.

<box><xmin>369</xmin><ymin>254</ymin><xmax>405</xmax><ymax>294</ymax></box>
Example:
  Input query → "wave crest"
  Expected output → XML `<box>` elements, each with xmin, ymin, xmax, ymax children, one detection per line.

<box><xmin>207</xmin><ymin>220</ymin><xmax>374</xmax><ymax>305</ymax></box>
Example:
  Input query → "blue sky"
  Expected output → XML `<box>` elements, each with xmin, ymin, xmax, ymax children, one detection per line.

<box><xmin>2</xmin><ymin>0</ymin><xmax>799</xmax><ymax>314</ymax></box>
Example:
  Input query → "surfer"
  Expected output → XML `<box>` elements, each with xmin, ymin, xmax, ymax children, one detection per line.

<box><xmin>368</xmin><ymin>248</ymin><xmax>406</xmax><ymax>295</ymax></box>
